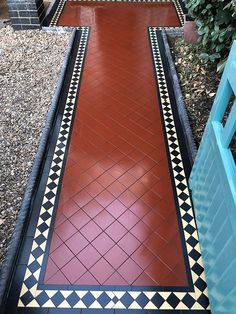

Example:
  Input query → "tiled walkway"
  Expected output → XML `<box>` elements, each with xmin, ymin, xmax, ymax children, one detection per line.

<box><xmin>45</xmin><ymin>2</ymin><xmax>187</xmax><ymax>288</ymax></box>
<box><xmin>3</xmin><ymin>1</ymin><xmax>211</xmax><ymax>313</ymax></box>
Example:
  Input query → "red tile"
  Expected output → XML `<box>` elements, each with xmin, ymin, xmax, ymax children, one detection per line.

<box><xmin>61</xmin><ymin>257</ymin><xmax>87</xmax><ymax>284</ymax></box>
<box><xmin>86</xmin><ymin>164</ymin><xmax>105</xmax><ymax>178</ymax></box>
<box><xmin>118</xmin><ymin>172</ymin><xmax>137</xmax><ymax>187</ymax></box>
<box><xmin>118</xmin><ymin>232</ymin><xmax>141</xmax><ymax>256</ymax></box>
<box><xmin>105</xmin><ymin>220</ymin><xmax>128</xmax><ymax>242</ymax></box>
<box><xmin>49</xmin><ymin>233</ymin><xmax>63</xmax><ymax>253</ymax></box>
<box><xmin>50</xmin><ymin>243</ymin><xmax>74</xmax><ymax>269</ymax></box>
<box><xmin>54</xmin><ymin>213</ymin><xmax>67</xmax><ymax>228</ymax></box>
<box><xmin>65</xmin><ymin>232</ymin><xmax>89</xmax><ymax>255</ymax></box>
<box><xmin>118</xmin><ymin>258</ymin><xmax>143</xmax><ymax>284</ymax></box>
<box><xmin>130</xmin><ymin>221</ymin><xmax>152</xmax><ymax>242</ymax></box>
<box><xmin>55</xmin><ymin>219</ymin><xmax>77</xmax><ymax>242</ymax></box>
<box><xmin>83</xmin><ymin>199</ymin><xmax>104</xmax><ymax>218</ymax></box>
<box><xmin>108</xmin><ymin>149</ymin><xmax>126</xmax><ymax>163</ymax></box>
<box><xmin>99</xmin><ymin>157</ymin><xmax>115</xmax><ymax>171</ymax></box>
<box><xmin>69</xmin><ymin>209</ymin><xmax>90</xmax><ymax>230</ymax></box>
<box><xmin>45</xmin><ymin>270</ymin><xmax>70</xmax><ymax>285</ymax></box>
<box><xmin>90</xmin><ymin>258</ymin><xmax>115</xmax><ymax>284</ymax></box>
<box><xmin>106</xmin><ymin>199</ymin><xmax>127</xmax><ymax>219</ymax></box>
<box><xmin>104</xmin><ymin>271</ymin><xmax>128</xmax><ymax>285</ymax></box>
<box><xmin>61</xmin><ymin>199</ymin><xmax>81</xmax><ymax>219</ymax></box>
<box><xmin>118</xmin><ymin>210</ymin><xmax>139</xmax><ymax>230</ymax></box>
<box><xmin>133</xmin><ymin>272</ymin><xmax>157</xmax><ymax>286</ymax></box>
<box><xmin>96</xmin><ymin>190</ymin><xmax>115</xmax><ymax>208</ymax></box>
<box><xmin>80</xmin><ymin>220</ymin><xmax>102</xmax><ymax>242</ymax></box>
<box><xmin>129</xmin><ymin>181</ymin><xmax>148</xmax><ymax>197</ymax></box>
<box><xmin>91</xmin><ymin>232</ymin><xmax>115</xmax><ymax>255</ymax></box>
<box><xmin>145</xmin><ymin>258</ymin><xmax>171</xmax><ymax>284</ymax></box>
<box><xmin>93</xmin><ymin>209</ymin><xmax>115</xmax><ymax>230</ymax></box>
<box><xmin>138</xmin><ymin>156</ymin><xmax>156</xmax><ymax>171</ymax></box>
<box><xmin>85</xmin><ymin>181</ymin><xmax>104</xmax><ymax>198</ymax></box>
<box><xmin>128</xmin><ymin>164</ymin><xmax>147</xmax><ymax>179</ymax></box>
<box><xmin>97</xmin><ymin>172</ymin><xmax>116</xmax><ymax>188</ymax></box>
<box><xmin>142</xmin><ymin>210</ymin><xmax>165</xmax><ymax>230</ymax></box>
<box><xmin>119</xmin><ymin>190</ymin><xmax>138</xmax><ymax>208</ymax></box>
<box><xmin>139</xmin><ymin>172</ymin><xmax>159</xmax><ymax>187</ymax></box>
<box><xmin>108</xmin><ymin>164</ymin><xmax>126</xmax><ymax>179</ymax></box>
<box><xmin>104</xmin><ymin>245</ymin><xmax>128</xmax><ymax>269</ymax></box>
<box><xmin>131</xmin><ymin>245</ymin><xmax>155</xmax><ymax>270</ymax></box>
<box><xmin>73</xmin><ymin>190</ymin><xmax>93</xmax><ymax>208</ymax></box>
<box><xmin>141</xmin><ymin>190</ymin><xmax>161</xmax><ymax>208</ymax></box>
<box><xmin>44</xmin><ymin>257</ymin><xmax>59</xmax><ymax>282</ymax></box>
<box><xmin>107</xmin><ymin>180</ymin><xmax>126</xmax><ymax>197</ymax></box>
<box><xmin>129</xmin><ymin>200</ymin><xmax>151</xmax><ymax>219</ymax></box>
<box><xmin>144</xmin><ymin>232</ymin><xmax>167</xmax><ymax>257</ymax></box>
<box><xmin>77</xmin><ymin>244</ymin><xmax>101</xmax><ymax>269</ymax></box>
<box><xmin>75</xmin><ymin>271</ymin><xmax>99</xmax><ymax>285</ymax></box>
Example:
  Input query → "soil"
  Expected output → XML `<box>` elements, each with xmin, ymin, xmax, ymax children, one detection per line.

<box><xmin>170</xmin><ymin>37</ymin><xmax>236</xmax><ymax>160</ymax></box>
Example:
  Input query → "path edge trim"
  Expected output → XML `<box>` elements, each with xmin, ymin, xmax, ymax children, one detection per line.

<box><xmin>0</xmin><ymin>28</ymin><xmax>76</xmax><ymax>312</ymax></box>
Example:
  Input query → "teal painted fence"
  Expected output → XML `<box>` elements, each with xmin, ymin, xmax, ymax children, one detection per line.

<box><xmin>189</xmin><ymin>41</ymin><xmax>236</xmax><ymax>314</ymax></box>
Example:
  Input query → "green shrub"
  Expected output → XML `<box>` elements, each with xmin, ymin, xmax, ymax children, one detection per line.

<box><xmin>186</xmin><ymin>0</ymin><xmax>236</xmax><ymax>64</ymax></box>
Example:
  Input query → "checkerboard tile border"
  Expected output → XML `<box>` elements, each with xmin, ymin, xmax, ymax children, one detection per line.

<box><xmin>49</xmin><ymin>0</ymin><xmax>185</xmax><ymax>27</ymax></box>
<box><xmin>14</xmin><ymin>25</ymin><xmax>210</xmax><ymax>311</ymax></box>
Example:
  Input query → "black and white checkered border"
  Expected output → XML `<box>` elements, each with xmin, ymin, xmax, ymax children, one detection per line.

<box><xmin>49</xmin><ymin>0</ymin><xmax>184</xmax><ymax>27</ymax></box>
<box><xmin>15</xmin><ymin>25</ymin><xmax>210</xmax><ymax>311</ymax></box>
<box><xmin>173</xmin><ymin>0</ymin><xmax>184</xmax><ymax>26</ymax></box>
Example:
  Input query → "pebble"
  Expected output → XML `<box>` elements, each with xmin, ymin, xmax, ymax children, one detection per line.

<box><xmin>0</xmin><ymin>26</ymin><xmax>70</xmax><ymax>269</ymax></box>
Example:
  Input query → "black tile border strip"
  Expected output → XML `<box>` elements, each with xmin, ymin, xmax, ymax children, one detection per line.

<box><xmin>0</xmin><ymin>28</ymin><xmax>76</xmax><ymax>313</ymax></box>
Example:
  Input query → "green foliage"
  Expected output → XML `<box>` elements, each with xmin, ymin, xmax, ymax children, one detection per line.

<box><xmin>186</xmin><ymin>0</ymin><xmax>236</xmax><ymax>64</ymax></box>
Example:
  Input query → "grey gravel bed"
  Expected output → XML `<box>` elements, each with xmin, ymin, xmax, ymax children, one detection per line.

<box><xmin>0</xmin><ymin>26</ymin><xmax>70</xmax><ymax>270</ymax></box>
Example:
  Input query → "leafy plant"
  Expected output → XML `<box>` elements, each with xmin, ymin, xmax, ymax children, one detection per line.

<box><xmin>186</xmin><ymin>0</ymin><xmax>236</xmax><ymax>64</ymax></box>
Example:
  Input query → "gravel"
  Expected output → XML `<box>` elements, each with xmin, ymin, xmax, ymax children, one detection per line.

<box><xmin>0</xmin><ymin>26</ymin><xmax>70</xmax><ymax>270</ymax></box>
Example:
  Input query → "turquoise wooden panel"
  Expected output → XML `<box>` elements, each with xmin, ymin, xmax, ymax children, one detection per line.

<box><xmin>189</xmin><ymin>41</ymin><xmax>236</xmax><ymax>314</ymax></box>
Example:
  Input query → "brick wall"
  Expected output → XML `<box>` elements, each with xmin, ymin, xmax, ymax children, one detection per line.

<box><xmin>7</xmin><ymin>0</ymin><xmax>45</xmax><ymax>29</ymax></box>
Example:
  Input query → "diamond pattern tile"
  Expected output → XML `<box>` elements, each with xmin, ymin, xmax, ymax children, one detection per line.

<box><xmin>45</xmin><ymin>2</ymin><xmax>187</xmax><ymax>287</ymax></box>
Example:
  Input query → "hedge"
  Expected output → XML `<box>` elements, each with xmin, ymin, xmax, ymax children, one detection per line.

<box><xmin>186</xmin><ymin>0</ymin><xmax>236</xmax><ymax>65</ymax></box>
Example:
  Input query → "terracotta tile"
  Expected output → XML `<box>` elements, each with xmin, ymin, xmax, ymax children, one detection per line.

<box><xmin>118</xmin><ymin>258</ymin><xmax>143</xmax><ymax>284</ymax></box>
<box><xmin>61</xmin><ymin>199</ymin><xmax>81</xmax><ymax>219</ymax></box>
<box><xmin>129</xmin><ymin>181</ymin><xmax>148</xmax><ymax>197</ymax></box>
<box><xmin>104</xmin><ymin>245</ymin><xmax>128</xmax><ymax>269</ymax></box>
<box><xmin>141</xmin><ymin>190</ymin><xmax>161</xmax><ymax>208</ymax></box>
<box><xmin>130</xmin><ymin>221</ymin><xmax>152</xmax><ymax>242</ymax></box>
<box><xmin>129</xmin><ymin>199</ymin><xmax>151</xmax><ymax>219</ymax></box>
<box><xmin>80</xmin><ymin>220</ymin><xmax>102</xmax><ymax>242</ymax></box>
<box><xmin>77</xmin><ymin>244</ymin><xmax>101</xmax><ymax>269</ymax></box>
<box><xmin>128</xmin><ymin>164</ymin><xmax>147</xmax><ymax>179</ymax></box>
<box><xmin>69</xmin><ymin>209</ymin><xmax>90</xmax><ymax>230</ymax></box>
<box><xmin>73</xmin><ymin>190</ymin><xmax>93</xmax><ymax>208</ymax></box>
<box><xmin>118</xmin><ymin>210</ymin><xmax>139</xmax><ymax>230</ymax></box>
<box><xmin>45</xmin><ymin>270</ymin><xmax>70</xmax><ymax>285</ymax></box>
<box><xmin>97</xmin><ymin>172</ymin><xmax>116</xmax><ymax>187</ymax></box>
<box><xmin>133</xmin><ymin>272</ymin><xmax>157</xmax><ymax>286</ymax></box>
<box><xmin>90</xmin><ymin>258</ymin><xmax>115</xmax><ymax>284</ymax></box>
<box><xmin>85</xmin><ymin>181</ymin><xmax>104</xmax><ymax>198</ymax></box>
<box><xmin>75</xmin><ymin>271</ymin><xmax>99</xmax><ymax>285</ymax></box>
<box><xmin>44</xmin><ymin>257</ymin><xmax>59</xmax><ymax>282</ymax></box>
<box><xmin>145</xmin><ymin>258</ymin><xmax>172</xmax><ymax>284</ymax></box>
<box><xmin>118</xmin><ymin>232</ymin><xmax>141</xmax><ymax>256</ymax></box>
<box><xmin>119</xmin><ymin>190</ymin><xmax>138</xmax><ymax>208</ymax></box>
<box><xmin>131</xmin><ymin>245</ymin><xmax>155</xmax><ymax>270</ymax></box>
<box><xmin>105</xmin><ymin>220</ymin><xmax>128</xmax><ymax>242</ymax></box>
<box><xmin>61</xmin><ymin>257</ymin><xmax>87</xmax><ymax>284</ymax></box>
<box><xmin>104</xmin><ymin>271</ymin><xmax>128</xmax><ymax>285</ymax></box>
<box><xmin>83</xmin><ymin>199</ymin><xmax>104</xmax><ymax>218</ymax></box>
<box><xmin>95</xmin><ymin>190</ymin><xmax>115</xmax><ymax>208</ymax></box>
<box><xmin>93</xmin><ymin>209</ymin><xmax>115</xmax><ymax>230</ymax></box>
<box><xmin>55</xmin><ymin>219</ymin><xmax>77</xmax><ymax>242</ymax></box>
<box><xmin>65</xmin><ymin>231</ymin><xmax>89</xmax><ymax>255</ymax></box>
<box><xmin>91</xmin><ymin>232</ymin><xmax>115</xmax><ymax>255</ymax></box>
<box><xmin>50</xmin><ymin>243</ymin><xmax>74</xmax><ymax>269</ymax></box>
<box><xmin>106</xmin><ymin>199</ymin><xmax>127</xmax><ymax>219</ymax></box>
<box><xmin>107</xmin><ymin>180</ymin><xmax>126</xmax><ymax>197</ymax></box>
<box><xmin>118</xmin><ymin>172</ymin><xmax>137</xmax><ymax>187</ymax></box>
<box><xmin>54</xmin><ymin>213</ymin><xmax>67</xmax><ymax>228</ymax></box>
<box><xmin>142</xmin><ymin>210</ymin><xmax>165</xmax><ymax>230</ymax></box>
<box><xmin>86</xmin><ymin>164</ymin><xmax>105</xmax><ymax>178</ymax></box>
<box><xmin>49</xmin><ymin>232</ymin><xmax>63</xmax><ymax>253</ymax></box>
